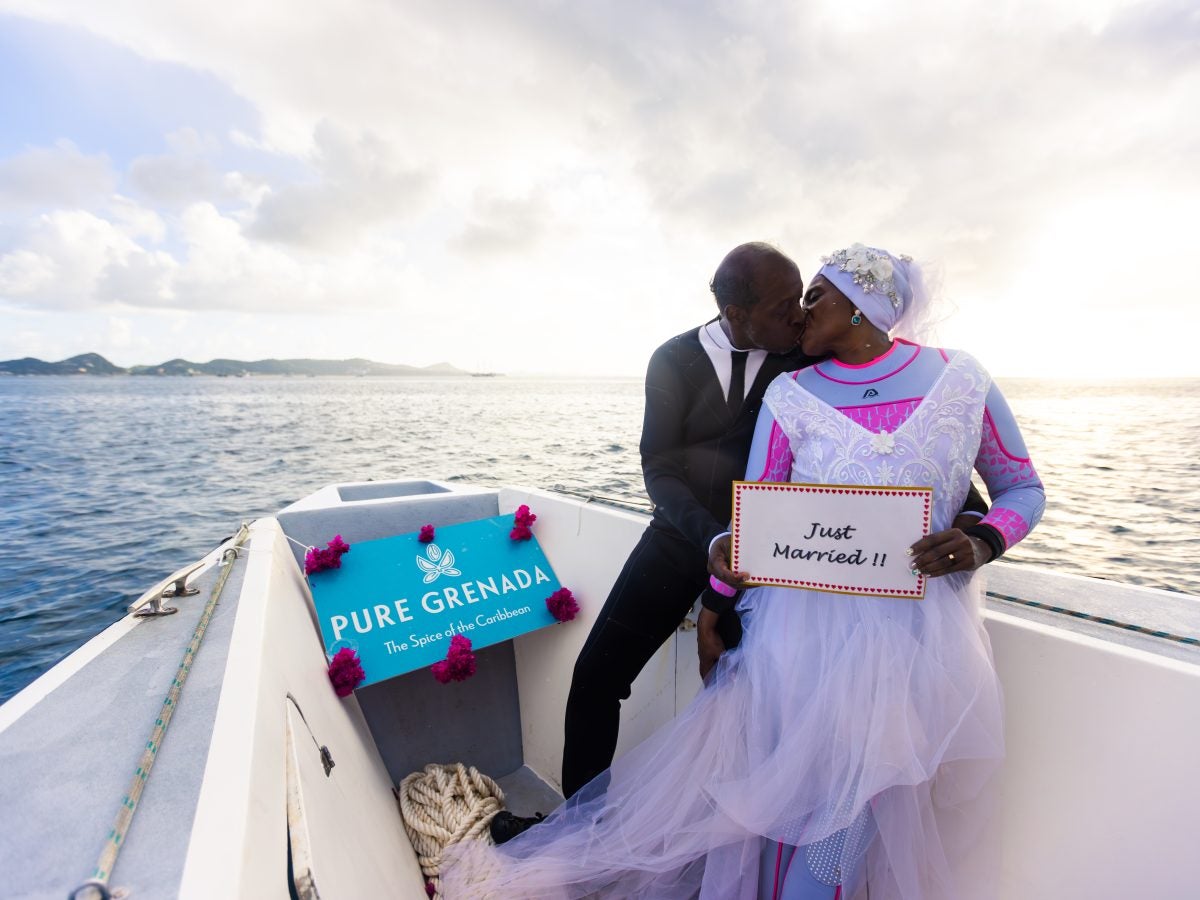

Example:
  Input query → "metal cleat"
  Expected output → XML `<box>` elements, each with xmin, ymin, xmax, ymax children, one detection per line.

<box><xmin>128</xmin><ymin>559</ymin><xmax>211</xmax><ymax>617</ymax></box>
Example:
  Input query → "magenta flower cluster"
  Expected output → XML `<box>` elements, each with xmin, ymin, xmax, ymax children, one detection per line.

<box><xmin>327</xmin><ymin>647</ymin><xmax>366</xmax><ymax>697</ymax></box>
<box><xmin>510</xmin><ymin>504</ymin><xmax>537</xmax><ymax>541</ymax></box>
<box><xmin>305</xmin><ymin>534</ymin><xmax>351</xmax><ymax>575</ymax></box>
<box><xmin>431</xmin><ymin>635</ymin><xmax>477</xmax><ymax>683</ymax></box>
<box><xmin>418</xmin><ymin>524</ymin><xmax>436</xmax><ymax>543</ymax></box>
<box><xmin>546</xmin><ymin>587</ymin><xmax>580</xmax><ymax>623</ymax></box>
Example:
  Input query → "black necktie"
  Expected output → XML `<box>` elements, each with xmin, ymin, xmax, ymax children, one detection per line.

<box><xmin>728</xmin><ymin>350</ymin><xmax>748</xmax><ymax>417</ymax></box>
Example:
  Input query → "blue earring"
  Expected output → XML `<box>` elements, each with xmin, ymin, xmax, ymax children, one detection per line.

<box><xmin>850</xmin><ymin>310</ymin><xmax>863</xmax><ymax>325</ymax></box>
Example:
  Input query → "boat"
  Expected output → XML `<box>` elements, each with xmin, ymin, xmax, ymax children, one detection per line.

<box><xmin>2</xmin><ymin>479</ymin><xmax>1197</xmax><ymax>898</ymax></box>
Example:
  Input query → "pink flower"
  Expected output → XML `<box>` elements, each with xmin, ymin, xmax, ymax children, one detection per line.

<box><xmin>305</xmin><ymin>535</ymin><xmax>352</xmax><ymax>575</ymax></box>
<box><xmin>546</xmin><ymin>587</ymin><xmax>579</xmax><ymax>622</ymax></box>
<box><xmin>305</xmin><ymin>547</ymin><xmax>340</xmax><ymax>574</ymax></box>
<box><xmin>304</xmin><ymin>546</ymin><xmax>338</xmax><ymax>575</ymax></box>
<box><xmin>510</xmin><ymin>504</ymin><xmax>537</xmax><ymax>540</ymax></box>
<box><xmin>431</xmin><ymin>634</ymin><xmax>477</xmax><ymax>683</ymax></box>
<box><xmin>328</xmin><ymin>647</ymin><xmax>366</xmax><ymax>696</ymax></box>
<box><xmin>418</xmin><ymin>524</ymin><xmax>435</xmax><ymax>543</ymax></box>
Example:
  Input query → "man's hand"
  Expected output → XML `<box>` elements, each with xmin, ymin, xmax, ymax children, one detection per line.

<box><xmin>707</xmin><ymin>534</ymin><xmax>749</xmax><ymax>589</ymax></box>
<box><xmin>907</xmin><ymin>528</ymin><xmax>993</xmax><ymax>577</ymax></box>
<box><xmin>697</xmin><ymin>608</ymin><xmax>726</xmax><ymax>681</ymax></box>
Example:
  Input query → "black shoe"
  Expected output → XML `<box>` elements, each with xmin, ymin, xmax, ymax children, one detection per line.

<box><xmin>489</xmin><ymin>810</ymin><xmax>546</xmax><ymax>844</ymax></box>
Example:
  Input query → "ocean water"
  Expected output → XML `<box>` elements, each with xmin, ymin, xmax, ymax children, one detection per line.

<box><xmin>0</xmin><ymin>375</ymin><xmax>1197</xmax><ymax>703</ymax></box>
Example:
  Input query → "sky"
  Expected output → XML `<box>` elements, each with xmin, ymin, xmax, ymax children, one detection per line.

<box><xmin>0</xmin><ymin>0</ymin><xmax>1197</xmax><ymax>378</ymax></box>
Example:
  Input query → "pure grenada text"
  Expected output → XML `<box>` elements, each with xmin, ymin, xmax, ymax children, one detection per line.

<box><xmin>329</xmin><ymin>565</ymin><xmax>552</xmax><ymax>641</ymax></box>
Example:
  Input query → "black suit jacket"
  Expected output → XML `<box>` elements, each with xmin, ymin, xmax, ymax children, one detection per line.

<box><xmin>640</xmin><ymin>324</ymin><xmax>819</xmax><ymax>552</ymax></box>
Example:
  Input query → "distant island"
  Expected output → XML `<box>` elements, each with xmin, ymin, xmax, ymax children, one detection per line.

<box><xmin>0</xmin><ymin>352</ymin><xmax>478</xmax><ymax>377</ymax></box>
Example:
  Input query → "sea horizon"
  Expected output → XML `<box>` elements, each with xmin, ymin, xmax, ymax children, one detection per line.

<box><xmin>5</xmin><ymin>351</ymin><xmax>1200</xmax><ymax>382</ymax></box>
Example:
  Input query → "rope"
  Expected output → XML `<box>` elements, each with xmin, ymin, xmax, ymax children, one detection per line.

<box><xmin>396</xmin><ymin>763</ymin><xmax>505</xmax><ymax>899</ymax></box>
<box><xmin>987</xmin><ymin>590</ymin><xmax>1200</xmax><ymax>647</ymax></box>
<box><xmin>283</xmin><ymin>532</ymin><xmax>315</xmax><ymax>552</ymax></box>
<box><xmin>548</xmin><ymin>485</ymin><xmax>653</xmax><ymax>514</ymax></box>
<box><xmin>69</xmin><ymin>525</ymin><xmax>251</xmax><ymax>900</ymax></box>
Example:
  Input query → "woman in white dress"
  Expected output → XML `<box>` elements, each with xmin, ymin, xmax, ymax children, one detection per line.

<box><xmin>443</xmin><ymin>245</ymin><xmax>1045</xmax><ymax>900</ymax></box>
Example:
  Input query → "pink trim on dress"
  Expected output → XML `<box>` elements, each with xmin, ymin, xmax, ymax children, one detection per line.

<box><xmin>814</xmin><ymin>341</ymin><xmax>921</xmax><ymax>385</ymax></box>
<box><xmin>977</xmin><ymin>415</ymin><xmax>1038</xmax><ymax>486</ymax></box>
<box><xmin>982</xmin><ymin>507</ymin><xmax>1029</xmax><ymax>549</ymax></box>
<box><xmin>827</xmin><ymin>339</ymin><xmax>903</xmax><ymax>369</ymax></box>
<box><xmin>772</xmin><ymin>842</ymin><xmax>784</xmax><ymax>900</ymax></box>
<box><xmin>983</xmin><ymin>408</ymin><xmax>1032</xmax><ymax>462</ymax></box>
<box><xmin>837</xmin><ymin>399</ymin><xmax>922</xmax><ymax>433</ymax></box>
<box><xmin>837</xmin><ymin>396</ymin><xmax>923</xmax><ymax>412</ymax></box>
<box><xmin>761</xmin><ymin>422</ymin><xmax>794</xmax><ymax>481</ymax></box>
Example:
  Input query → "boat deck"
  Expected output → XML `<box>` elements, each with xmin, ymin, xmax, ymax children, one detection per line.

<box><xmin>1</xmin><ymin>480</ymin><xmax>1196</xmax><ymax>898</ymax></box>
<box><xmin>0</xmin><ymin>549</ymin><xmax>245</xmax><ymax>899</ymax></box>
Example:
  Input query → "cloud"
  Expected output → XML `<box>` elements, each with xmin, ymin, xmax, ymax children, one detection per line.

<box><xmin>123</xmin><ymin>127</ymin><xmax>264</xmax><ymax>210</ymax></box>
<box><xmin>0</xmin><ymin>197</ymin><xmax>424</xmax><ymax>314</ymax></box>
<box><xmin>108</xmin><ymin>195</ymin><xmax>166</xmax><ymax>243</ymax></box>
<box><xmin>1102</xmin><ymin>0</ymin><xmax>1200</xmax><ymax>70</ymax></box>
<box><xmin>1</xmin><ymin>0</ymin><xmax>1198</xmax><ymax>374</ymax></box>
<box><xmin>0</xmin><ymin>140</ymin><xmax>114</xmax><ymax>210</ymax></box>
<box><xmin>0</xmin><ymin>208</ymin><xmax>168</xmax><ymax>309</ymax></box>
<box><xmin>451</xmin><ymin>189</ymin><xmax>558</xmax><ymax>256</ymax></box>
<box><xmin>246</xmin><ymin>121</ymin><xmax>432</xmax><ymax>250</ymax></box>
<box><xmin>0</xmin><ymin>249</ymin><xmax>56</xmax><ymax>296</ymax></box>
<box><xmin>128</xmin><ymin>153</ymin><xmax>260</xmax><ymax>210</ymax></box>
<box><xmin>170</xmin><ymin>201</ymin><xmax>425</xmax><ymax>313</ymax></box>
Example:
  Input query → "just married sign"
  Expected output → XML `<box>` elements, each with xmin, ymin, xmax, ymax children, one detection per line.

<box><xmin>308</xmin><ymin>514</ymin><xmax>563</xmax><ymax>686</ymax></box>
<box><xmin>731</xmin><ymin>482</ymin><xmax>933</xmax><ymax>599</ymax></box>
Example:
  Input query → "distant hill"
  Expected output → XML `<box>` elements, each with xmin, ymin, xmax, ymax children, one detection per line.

<box><xmin>0</xmin><ymin>353</ymin><xmax>126</xmax><ymax>375</ymax></box>
<box><xmin>0</xmin><ymin>353</ymin><xmax>475</xmax><ymax>377</ymax></box>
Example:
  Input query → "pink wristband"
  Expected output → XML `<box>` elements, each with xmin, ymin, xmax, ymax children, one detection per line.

<box><xmin>709</xmin><ymin>575</ymin><xmax>737</xmax><ymax>597</ymax></box>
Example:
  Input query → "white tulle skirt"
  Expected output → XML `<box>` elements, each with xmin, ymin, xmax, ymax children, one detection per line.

<box><xmin>442</xmin><ymin>571</ymin><xmax>1004</xmax><ymax>900</ymax></box>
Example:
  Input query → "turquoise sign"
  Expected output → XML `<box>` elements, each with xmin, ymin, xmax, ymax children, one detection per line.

<box><xmin>308</xmin><ymin>514</ymin><xmax>562</xmax><ymax>687</ymax></box>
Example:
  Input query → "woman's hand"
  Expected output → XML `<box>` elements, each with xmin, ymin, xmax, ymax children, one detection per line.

<box><xmin>707</xmin><ymin>534</ymin><xmax>750</xmax><ymax>589</ymax></box>
<box><xmin>907</xmin><ymin>528</ymin><xmax>993</xmax><ymax>577</ymax></box>
<box><xmin>697</xmin><ymin>608</ymin><xmax>726</xmax><ymax>682</ymax></box>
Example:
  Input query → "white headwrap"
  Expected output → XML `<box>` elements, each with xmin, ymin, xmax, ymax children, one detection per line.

<box><xmin>815</xmin><ymin>243</ymin><xmax>944</xmax><ymax>342</ymax></box>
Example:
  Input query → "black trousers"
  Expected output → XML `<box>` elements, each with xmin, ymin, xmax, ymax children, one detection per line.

<box><xmin>560</xmin><ymin>524</ymin><xmax>740</xmax><ymax>798</ymax></box>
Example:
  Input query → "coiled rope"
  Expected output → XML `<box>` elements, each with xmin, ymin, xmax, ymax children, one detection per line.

<box><xmin>396</xmin><ymin>763</ymin><xmax>505</xmax><ymax>899</ymax></box>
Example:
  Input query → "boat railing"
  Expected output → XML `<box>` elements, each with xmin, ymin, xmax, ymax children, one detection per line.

<box><xmin>546</xmin><ymin>485</ymin><xmax>653</xmax><ymax>515</ymax></box>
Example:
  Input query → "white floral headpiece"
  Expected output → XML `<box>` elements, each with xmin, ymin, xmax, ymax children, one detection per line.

<box><xmin>819</xmin><ymin>243</ymin><xmax>912</xmax><ymax>311</ymax></box>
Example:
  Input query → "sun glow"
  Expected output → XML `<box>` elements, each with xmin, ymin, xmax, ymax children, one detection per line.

<box><xmin>949</xmin><ymin>185</ymin><xmax>1196</xmax><ymax>379</ymax></box>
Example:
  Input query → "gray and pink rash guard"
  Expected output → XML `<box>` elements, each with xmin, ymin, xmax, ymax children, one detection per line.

<box><xmin>745</xmin><ymin>339</ymin><xmax>1045</xmax><ymax>554</ymax></box>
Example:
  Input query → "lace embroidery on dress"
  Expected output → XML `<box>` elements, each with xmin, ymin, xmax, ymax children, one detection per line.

<box><xmin>764</xmin><ymin>352</ymin><xmax>991</xmax><ymax>532</ymax></box>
